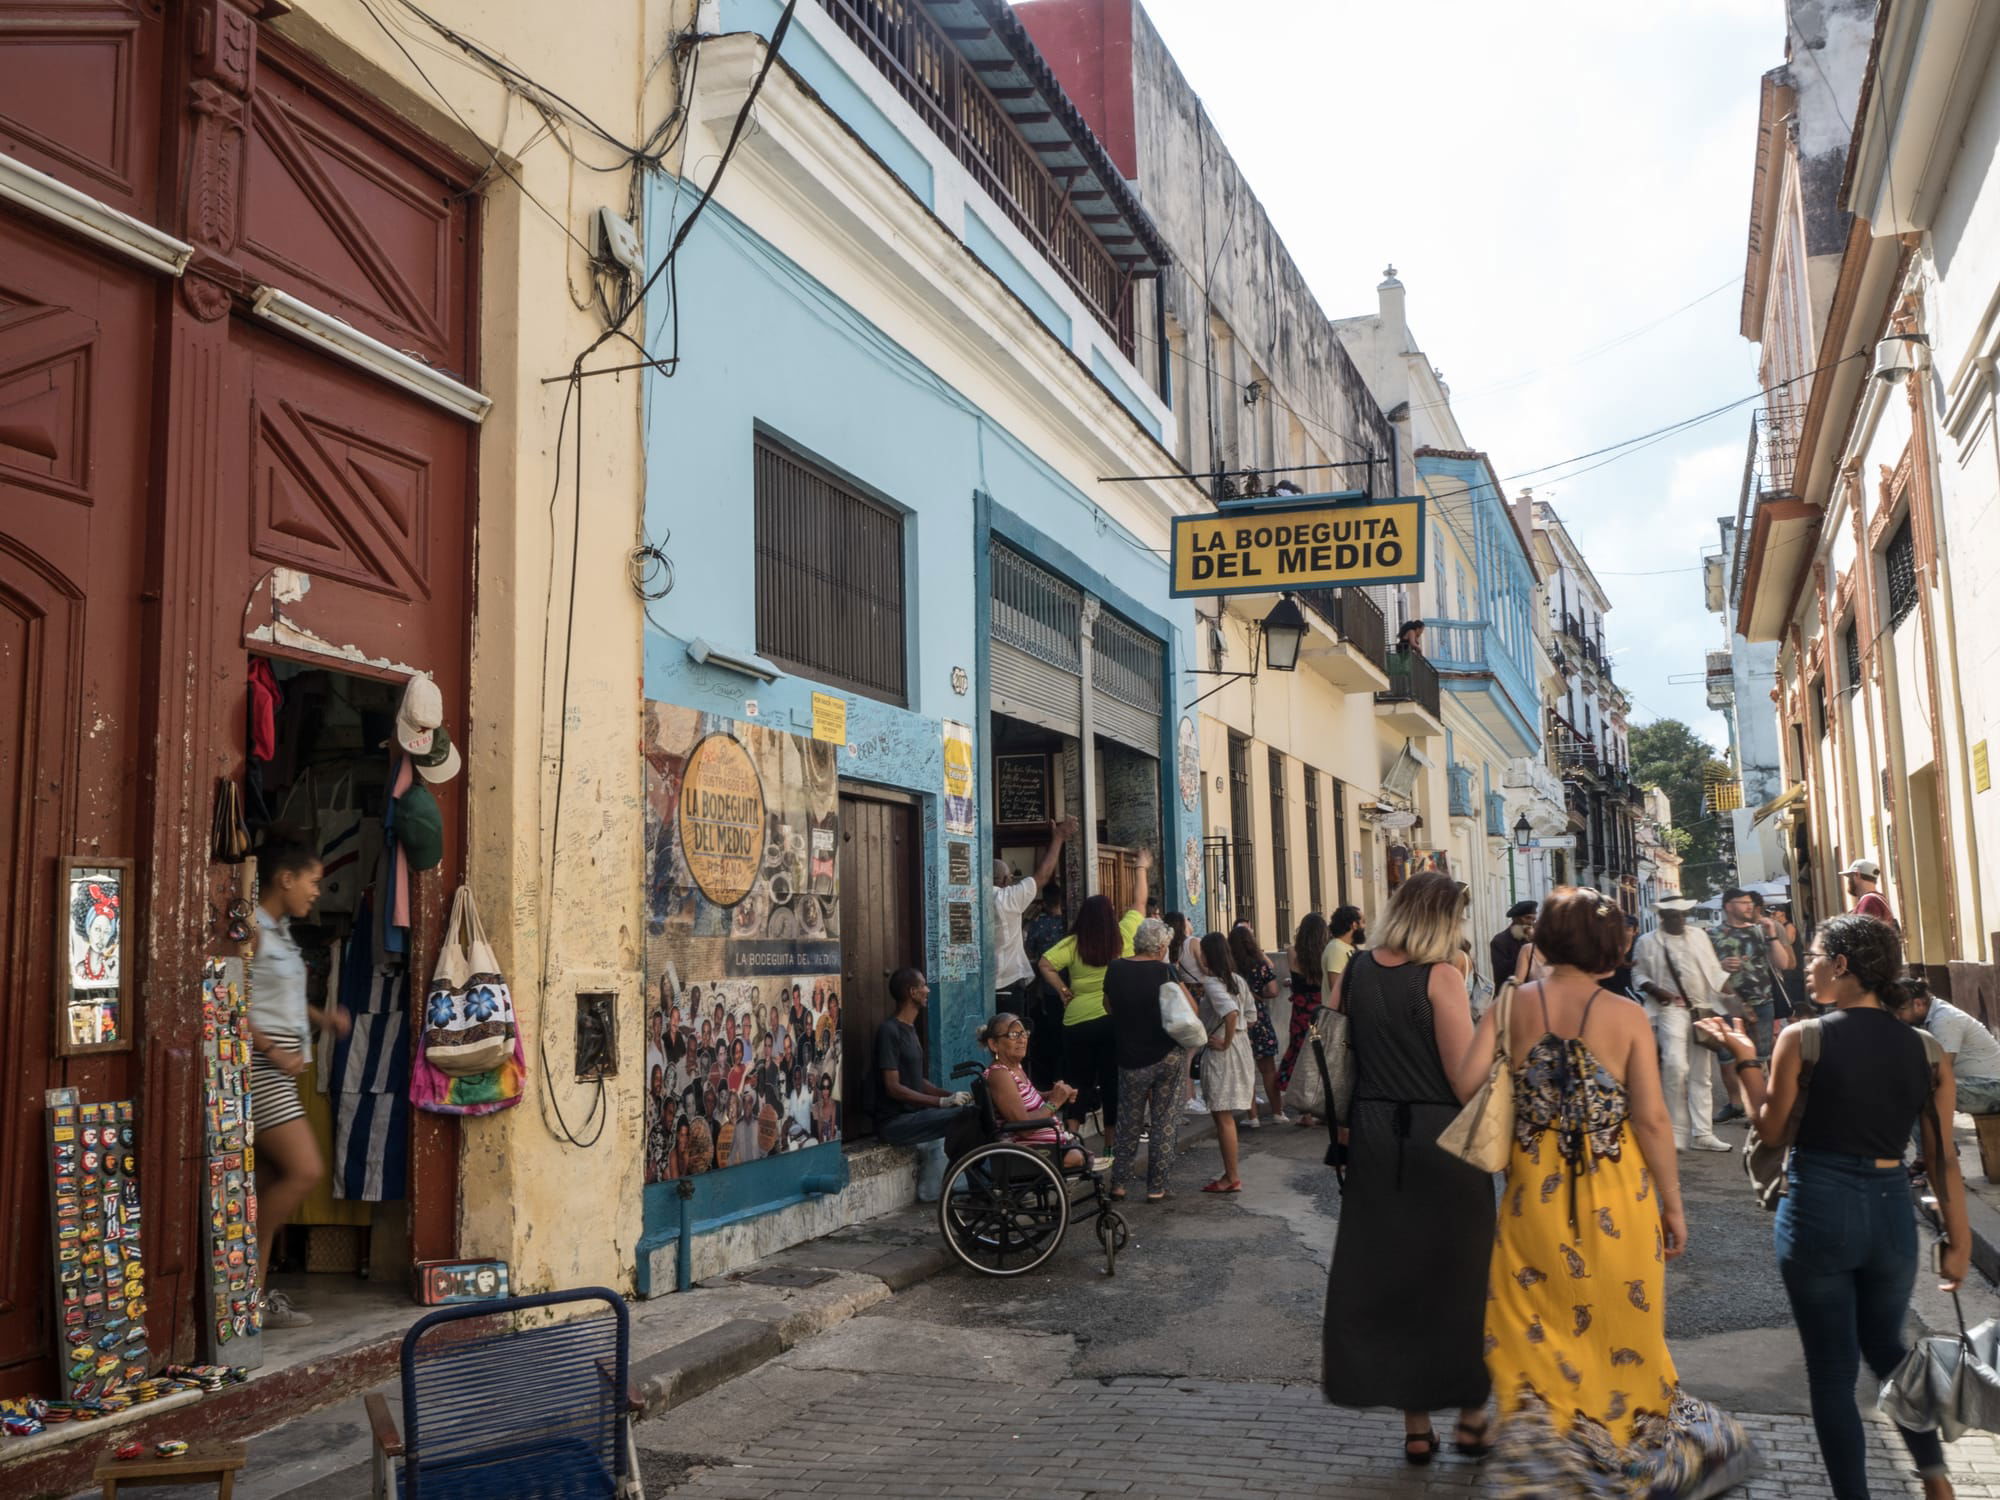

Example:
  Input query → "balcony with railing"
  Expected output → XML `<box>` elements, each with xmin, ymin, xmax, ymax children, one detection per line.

<box><xmin>1551</xmin><ymin>711</ymin><xmax>1600</xmax><ymax>779</ymax></box>
<box><xmin>813</xmin><ymin>0</ymin><xmax>1167</xmax><ymax>359</ymax></box>
<box><xmin>1297</xmin><ymin>587</ymin><xmax>1390</xmax><ymax>693</ymax></box>
<box><xmin>1448</xmin><ymin>762</ymin><xmax>1478</xmax><ymax>819</ymax></box>
<box><xmin>1423</xmin><ymin>616</ymin><xmax>1542</xmax><ymax>756</ymax></box>
<box><xmin>1375</xmin><ymin>646</ymin><xmax>1443</xmax><ymax>734</ymax></box>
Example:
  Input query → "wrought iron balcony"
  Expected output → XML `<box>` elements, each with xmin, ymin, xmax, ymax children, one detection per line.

<box><xmin>1299</xmin><ymin>587</ymin><xmax>1386</xmax><ymax>670</ymax></box>
<box><xmin>815</xmin><ymin>0</ymin><xmax>1163</xmax><ymax>358</ymax></box>
<box><xmin>1376</xmin><ymin>646</ymin><xmax>1442</xmax><ymax>721</ymax></box>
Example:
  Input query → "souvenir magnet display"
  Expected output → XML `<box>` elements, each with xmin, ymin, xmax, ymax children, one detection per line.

<box><xmin>43</xmin><ymin>1090</ymin><xmax>149</xmax><ymax>1400</ymax></box>
<box><xmin>199</xmin><ymin>959</ymin><xmax>263</xmax><ymax>1366</ymax></box>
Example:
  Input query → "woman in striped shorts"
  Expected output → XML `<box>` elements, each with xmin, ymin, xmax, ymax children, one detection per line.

<box><xmin>248</xmin><ymin>835</ymin><xmax>350</xmax><ymax>1330</ymax></box>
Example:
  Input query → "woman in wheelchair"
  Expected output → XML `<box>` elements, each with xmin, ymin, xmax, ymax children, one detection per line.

<box><xmin>978</xmin><ymin>1013</ymin><xmax>1088</xmax><ymax>1171</ymax></box>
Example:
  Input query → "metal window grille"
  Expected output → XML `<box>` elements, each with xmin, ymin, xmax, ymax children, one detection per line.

<box><xmin>1885</xmin><ymin>518</ymin><xmax>1918</xmax><ymax>628</ymax></box>
<box><xmin>1842</xmin><ymin>621</ymin><xmax>1861</xmax><ymax>692</ymax></box>
<box><xmin>990</xmin><ymin>542</ymin><xmax>1082</xmax><ymax>673</ymax></box>
<box><xmin>1331</xmin><ymin>778</ymin><xmax>1350</xmax><ymax>908</ymax></box>
<box><xmin>1813</xmin><ymin>677</ymin><xmax>1828</xmax><ymax>740</ymax></box>
<box><xmin>1228</xmin><ymin>735</ymin><xmax>1255</xmax><ymax>928</ymax></box>
<box><xmin>754</xmin><ymin>437</ymin><xmax>906</xmax><ymax>704</ymax></box>
<box><xmin>1303</xmin><ymin>770</ymin><xmax>1323</xmax><ymax>917</ymax></box>
<box><xmin>1268</xmin><ymin>748</ymin><xmax>1291</xmax><ymax>947</ymax></box>
<box><xmin>1092</xmin><ymin>608</ymin><xmax>1163</xmax><ymax>713</ymax></box>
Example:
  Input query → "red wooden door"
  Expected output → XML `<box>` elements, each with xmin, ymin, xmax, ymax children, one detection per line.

<box><xmin>0</xmin><ymin>213</ymin><xmax>158</xmax><ymax>1385</ymax></box>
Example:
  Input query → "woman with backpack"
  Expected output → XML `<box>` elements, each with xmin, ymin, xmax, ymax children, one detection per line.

<box><xmin>1702</xmin><ymin>914</ymin><xmax>1971</xmax><ymax>1500</ymax></box>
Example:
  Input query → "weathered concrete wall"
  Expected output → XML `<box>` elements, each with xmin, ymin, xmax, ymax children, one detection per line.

<box><xmin>271</xmin><ymin>0</ymin><xmax>687</xmax><ymax>1293</ymax></box>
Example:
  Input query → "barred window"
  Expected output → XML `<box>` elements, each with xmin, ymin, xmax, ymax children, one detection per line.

<box><xmin>1885</xmin><ymin>517</ymin><xmax>1917</xmax><ymax>629</ymax></box>
<box><xmin>1303</xmin><ymin>770</ymin><xmax>1323</xmax><ymax>917</ymax></box>
<box><xmin>1842</xmin><ymin>620</ymin><xmax>1860</xmax><ymax>692</ymax></box>
<box><xmin>1268</xmin><ymin>749</ymin><xmax>1291</xmax><ymax>947</ymax></box>
<box><xmin>754</xmin><ymin>436</ymin><xmax>907</xmax><ymax>704</ymax></box>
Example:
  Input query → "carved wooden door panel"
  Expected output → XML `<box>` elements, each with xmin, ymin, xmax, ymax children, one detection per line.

<box><xmin>0</xmin><ymin>212</ymin><xmax>157</xmax><ymax>1388</ymax></box>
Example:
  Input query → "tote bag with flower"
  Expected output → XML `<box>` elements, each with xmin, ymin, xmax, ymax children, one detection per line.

<box><xmin>421</xmin><ymin>886</ymin><xmax>516</xmax><ymax>1076</ymax></box>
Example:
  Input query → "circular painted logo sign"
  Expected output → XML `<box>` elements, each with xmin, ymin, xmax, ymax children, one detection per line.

<box><xmin>678</xmin><ymin>734</ymin><xmax>767</xmax><ymax>907</ymax></box>
<box><xmin>1177</xmin><ymin>718</ymin><xmax>1200</xmax><ymax>813</ymax></box>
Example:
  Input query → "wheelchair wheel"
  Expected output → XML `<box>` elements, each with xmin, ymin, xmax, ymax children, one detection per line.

<box><xmin>938</xmin><ymin>1142</ymin><xmax>1069</xmax><ymax>1276</ymax></box>
<box><xmin>1096</xmin><ymin>1208</ymin><xmax>1128</xmax><ymax>1276</ymax></box>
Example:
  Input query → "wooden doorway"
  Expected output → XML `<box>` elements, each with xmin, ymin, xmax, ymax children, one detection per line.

<box><xmin>838</xmin><ymin>787</ymin><xmax>923</xmax><ymax>1137</ymax></box>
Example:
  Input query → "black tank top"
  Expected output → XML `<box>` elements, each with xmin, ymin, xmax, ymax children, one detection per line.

<box><xmin>1794</xmin><ymin>1007</ymin><xmax>1932</xmax><ymax>1160</ymax></box>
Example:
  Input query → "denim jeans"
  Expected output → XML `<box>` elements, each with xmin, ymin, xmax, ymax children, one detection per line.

<box><xmin>1776</xmin><ymin>1149</ymin><xmax>1947</xmax><ymax>1498</ymax></box>
<box><xmin>878</xmin><ymin>1106</ymin><xmax>976</xmax><ymax>1201</ymax></box>
<box><xmin>1958</xmin><ymin>1075</ymin><xmax>2000</xmax><ymax>1116</ymax></box>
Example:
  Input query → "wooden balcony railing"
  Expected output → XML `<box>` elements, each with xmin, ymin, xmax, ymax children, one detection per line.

<box><xmin>816</xmin><ymin>0</ymin><xmax>1139</xmax><ymax>357</ymax></box>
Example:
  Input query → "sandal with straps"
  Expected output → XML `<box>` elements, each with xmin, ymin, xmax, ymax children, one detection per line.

<box><xmin>1454</xmin><ymin>1415</ymin><xmax>1494</xmax><ymax>1458</ymax></box>
<box><xmin>1403</xmin><ymin>1429</ymin><xmax>1439</xmax><ymax>1466</ymax></box>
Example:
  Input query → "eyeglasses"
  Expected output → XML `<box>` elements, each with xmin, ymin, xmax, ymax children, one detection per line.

<box><xmin>996</xmin><ymin>1028</ymin><xmax>1029</xmax><ymax>1040</ymax></box>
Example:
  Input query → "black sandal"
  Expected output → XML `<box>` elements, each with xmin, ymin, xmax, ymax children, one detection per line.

<box><xmin>1403</xmin><ymin>1430</ymin><xmax>1439</xmax><ymax>1466</ymax></box>
<box><xmin>1454</xmin><ymin>1415</ymin><xmax>1494</xmax><ymax>1458</ymax></box>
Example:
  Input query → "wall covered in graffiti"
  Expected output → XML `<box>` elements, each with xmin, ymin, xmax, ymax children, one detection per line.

<box><xmin>642</xmin><ymin>703</ymin><xmax>842</xmax><ymax>1184</ymax></box>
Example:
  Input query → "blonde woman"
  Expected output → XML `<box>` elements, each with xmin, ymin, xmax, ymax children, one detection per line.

<box><xmin>1320</xmin><ymin>872</ymin><xmax>1494</xmax><ymax>1466</ymax></box>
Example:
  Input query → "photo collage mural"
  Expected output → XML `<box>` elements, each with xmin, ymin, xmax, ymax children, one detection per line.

<box><xmin>642</xmin><ymin>705</ymin><xmax>842</xmax><ymax>1183</ymax></box>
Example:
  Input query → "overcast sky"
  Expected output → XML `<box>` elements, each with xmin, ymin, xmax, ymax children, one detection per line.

<box><xmin>1133</xmin><ymin>0</ymin><xmax>1780</xmax><ymax>747</ymax></box>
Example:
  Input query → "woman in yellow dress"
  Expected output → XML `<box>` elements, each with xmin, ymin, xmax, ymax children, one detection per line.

<box><xmin>1452</xmin><ymin>888</ymin><xmax>1753</xmax><ymax>1496</ymax></box>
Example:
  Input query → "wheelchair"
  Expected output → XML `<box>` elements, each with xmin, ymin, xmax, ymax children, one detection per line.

<box><xmin>935</xmin><ymin>1062</ymin><xmax>1129</xmax><ymax>1277</ymax></box>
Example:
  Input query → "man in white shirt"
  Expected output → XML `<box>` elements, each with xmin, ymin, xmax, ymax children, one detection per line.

<box><xmin>1632</xmin><ymin>897</ymin><xmax>1733</xmax><ymax>1152</ymax></box>
<box><xmin>1899</xmin><ymin>987</ymin><xmax>2000</xmax><ymax>1115</ymax></box>
<box><xmin>993</xmin><ymin>818</ymin><xmax>1075</xmax><ymax>1010</ymax></box>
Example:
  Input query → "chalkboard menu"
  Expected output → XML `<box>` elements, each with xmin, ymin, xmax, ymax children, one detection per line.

<box><xmin>996</xmin><ymin>755</ymin><xmax>1049</xmax><ymax>826</ymax></box>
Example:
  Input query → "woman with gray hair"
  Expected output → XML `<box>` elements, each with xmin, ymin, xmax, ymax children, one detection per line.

<box><xmin>1105</xmin><ymin>918</ymin><xmax>1198</xmax><ymax>1202</ymax></box>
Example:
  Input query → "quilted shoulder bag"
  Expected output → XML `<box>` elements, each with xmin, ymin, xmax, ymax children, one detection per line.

<box><xmin>422</xmin><ymin>886</ymin><xmax>517</xmax><ymax>1076</ymax></box>
<box><xmin>1437</xmin><ymin>980</ymin><xmax>1516</xmax><ymax>1173</ymax></box>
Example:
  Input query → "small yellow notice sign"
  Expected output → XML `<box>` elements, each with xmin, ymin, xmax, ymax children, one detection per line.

<box><xmin>1975</xmin><ymin>738</ymin><xmax>1991</xmax><ymax>793</ymax></box>
<box><xmin>1169</xmin><ymin>494</ymin><xmax>1427</xmax><ymax>597</ymax></box>
<box><xmin>811</xmin><ymin>692</ymin><xmax>847</xmax><ymax>746</ymax></box>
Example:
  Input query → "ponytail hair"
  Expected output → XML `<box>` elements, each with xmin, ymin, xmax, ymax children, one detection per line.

<box><xmin>255</xmin><ymin>827</ymin><xmax>320</xmax><ymax>888</ymax></box>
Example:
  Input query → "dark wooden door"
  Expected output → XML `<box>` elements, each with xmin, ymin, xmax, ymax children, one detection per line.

<box><xmin>837</xmin><ymin>789</ymin><xmax>922</xmax><ymax>1137</ymax></box>
<box><xmin>0</xmin><ymin>215</ymin><xmax>158</xmax><ymax>1386</ymax></box>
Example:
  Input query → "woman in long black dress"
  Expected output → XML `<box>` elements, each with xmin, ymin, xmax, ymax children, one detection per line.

<box><xmin>1321</xmin><ymin>871</ymin><xmax>1494</xmax><ymax>1466</ymax></box>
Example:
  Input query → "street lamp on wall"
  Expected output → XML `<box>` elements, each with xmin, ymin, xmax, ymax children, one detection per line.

<box><xmin>1260</xmin><ymin>593</ymin><xmax>1307</xmax><ymax>673</ymax></box>
<box><xmin>1186</xmin><ymin>592</ymin><xmax>1308</xmax><ymax>707</ymax></box>
<box><xmin>1513</xmin><ymin>814</ymin><xmax>1532</xmax><ymax>849</ymax></box>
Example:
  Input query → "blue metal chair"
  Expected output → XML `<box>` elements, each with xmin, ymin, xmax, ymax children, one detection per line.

<box><xmin>366</xmin><ymin>1287</ymin><xmax>642</xmax><ymax>1499</ymax></box>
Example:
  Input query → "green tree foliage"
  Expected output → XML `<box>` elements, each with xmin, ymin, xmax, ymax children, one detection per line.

<box><xmin>1631</xmin><ymin>719</ymin><xmax>1735</xmax><ymax>899</ymax></box>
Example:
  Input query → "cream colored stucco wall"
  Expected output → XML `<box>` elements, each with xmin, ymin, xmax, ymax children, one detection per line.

<box><xmin>268</xmin><ymin>0</ymin><xmax>684</xmax><ymax>1291</ymax></box>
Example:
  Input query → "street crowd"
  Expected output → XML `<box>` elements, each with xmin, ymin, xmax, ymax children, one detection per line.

<box><xmin>866</xmin><ymin>830</ymin><xmax>1992</xmax><ymax>1499</ymax></box>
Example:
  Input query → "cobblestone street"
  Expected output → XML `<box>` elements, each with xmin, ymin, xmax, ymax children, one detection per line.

<box><xmin>641</xmin><ymin>1121</ymin><xmax>2000</xmax><ymax>1498</ymax></box>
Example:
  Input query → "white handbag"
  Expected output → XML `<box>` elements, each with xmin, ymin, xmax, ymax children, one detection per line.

<box><xmin>422</xmin><ymin>887</ymin><xmax>516</xmax><ymax>1076</ymax></box>
<box><xmin>1158</xmin><ymin>981</ymin><xmax>1209</xmax><ymax>1051</ymax></box>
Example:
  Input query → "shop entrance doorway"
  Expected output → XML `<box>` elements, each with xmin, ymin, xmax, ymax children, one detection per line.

<box><xmin>837</xmin><ymin>787</ymin><xmax>923</xmax><ymax>1137</ymax></box>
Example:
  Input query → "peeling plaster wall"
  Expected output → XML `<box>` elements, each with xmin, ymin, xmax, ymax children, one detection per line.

<box><xmin>270</xmin><ymin>0</ymin><xmax>680</xmax><ymax>1296</ymax></box>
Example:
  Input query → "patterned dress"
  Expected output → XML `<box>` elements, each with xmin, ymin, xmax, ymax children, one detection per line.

<box><xmin>1486</xmin><ymin>989</ymin><xmax>1754</xmax><ymax>1496</ymax></box>
<box><xmin>1241</xmin><ymin>960</ymin><xmax>1280</xmax><ymax>1059</ymax></box>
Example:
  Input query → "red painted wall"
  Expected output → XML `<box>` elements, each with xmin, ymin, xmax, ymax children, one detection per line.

<box><xmin>1014</xmin><ymin>0</ymin><xmax>1140</xmax><ymax>180</ymax></box>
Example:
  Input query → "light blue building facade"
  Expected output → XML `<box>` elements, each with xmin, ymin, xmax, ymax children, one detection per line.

<box><xmin>632</xmin><ymin>0</ymin><xmax>1196</xmax><ymax>1287</ymax></box>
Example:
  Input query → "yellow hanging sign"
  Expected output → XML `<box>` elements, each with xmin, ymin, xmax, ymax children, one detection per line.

<box><xmin>1169</xmin><ymin>493</ymin><xmax>1428</xmax><ymax>597</ymax></box>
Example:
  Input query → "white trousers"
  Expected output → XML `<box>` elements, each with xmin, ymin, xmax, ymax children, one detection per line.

<box><xmin>1649</xmin><ymin>1004</ymin><xmax>1713</xmax><ymax>1147</ymax></box>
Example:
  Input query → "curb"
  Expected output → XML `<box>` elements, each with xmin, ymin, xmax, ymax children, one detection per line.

<box><xmin>631</xmin><ymin>1244</ymin><xmax>950</xmax><ymax>1421</ymax></box>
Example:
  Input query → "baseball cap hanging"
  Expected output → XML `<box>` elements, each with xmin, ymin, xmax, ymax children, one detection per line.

<box><xmin>395</xmin><ymin>784</ymin><xmax>445</xmax><ymax>871</ymax></box>
<box><xmin>395</xmin><ymin>674</ymin><xmax>445</xmax><ymax>757</ymax></box>
<box><xmin>411</xmin><ymin>723</ymin><xmax>462</xmax><ymax>785</ymax></box>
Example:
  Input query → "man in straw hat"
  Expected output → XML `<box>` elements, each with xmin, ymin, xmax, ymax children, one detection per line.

<box><xmin>1632</xmin><ymin>897</ymin><xmax>1734</xmax><ymax>1152</ymax></box>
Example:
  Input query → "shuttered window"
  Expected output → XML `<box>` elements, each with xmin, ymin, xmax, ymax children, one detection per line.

<box><xmin>1303</xmin><ymin>770</ymin><xmax>1323</xmax><ymax>917</ymax></box>
<box><xmin>754</xmin><ymin>437</ymin><xmax>907</xmax><ymax>705</ymax></box>
<box><xmin>1268</xmin><ymin>749</ymin><xmax>1291</xmax><ymax>948</ymax></box>
<box><xmin>1885</xmin><ymin>517</ymin><xmax>1917</xmax><ymax>629</ymax></box>
<box><xmin>1842</xmin><ymin>620</ymin><xmax>1860</xmax><ymax>692</ymax></box>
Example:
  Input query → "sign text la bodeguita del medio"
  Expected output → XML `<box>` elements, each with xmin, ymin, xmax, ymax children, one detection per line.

<box><xmin>1169</xmin><ymin>493</ymin><xmax>1428</xmax><ymax>598</ymax></box>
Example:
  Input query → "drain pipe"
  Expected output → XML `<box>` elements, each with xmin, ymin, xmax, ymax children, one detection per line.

<box><xmin>675</xmin><ymin>1178</ymin><xmax>695</xmax><ymax>1292</ymax></box>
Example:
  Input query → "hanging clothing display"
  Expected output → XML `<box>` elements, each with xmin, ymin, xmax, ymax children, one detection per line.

<box><xmin>329</xmin><ymin>897</ymin><xmax>411</xmax><ymax>1202</ymax></box>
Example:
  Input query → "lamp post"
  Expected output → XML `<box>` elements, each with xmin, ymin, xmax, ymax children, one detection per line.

<box><xmin>1511</xmin><ymin>814</ymin><xmax>1532</xmax><ymax>905</ymax></box>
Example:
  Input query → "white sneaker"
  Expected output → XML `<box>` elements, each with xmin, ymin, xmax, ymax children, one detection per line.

<box><xmin>260</xmin><ymin>1290</ymin><xmax>314</xmax><ymax>1328</ymax></box>
<box><xmin>1244</xmin><ymin>1114</ymin><xmax>1262</xmax><ymax>1130</ymax></box>
<box><xmin>1184</xmin><ymin>1096</ymin><xmax>1209</xmax><ymax>1114</ymax></box>
<box><xmin>1691</xmin><ymin>1135</ymin><xmax>1734</xmax><ymax>1153</ymax></box>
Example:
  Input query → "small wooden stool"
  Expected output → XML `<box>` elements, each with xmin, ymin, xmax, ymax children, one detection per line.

<box><xmin>1972</xmin><ymin>1113</ymin><xmax>2000</xmax><ymax>1184</ymax></box>
<box><xmin>94</xmin><ymin>1439</ymin><xmax>247</xmax><ymax>1498</ymax></box>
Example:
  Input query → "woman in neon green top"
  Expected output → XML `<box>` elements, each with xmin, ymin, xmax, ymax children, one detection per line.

<box><xmin>1035</xmin><ymin>848</ymin><xmax>1149</xmax><ymax>1156</ymax></box>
